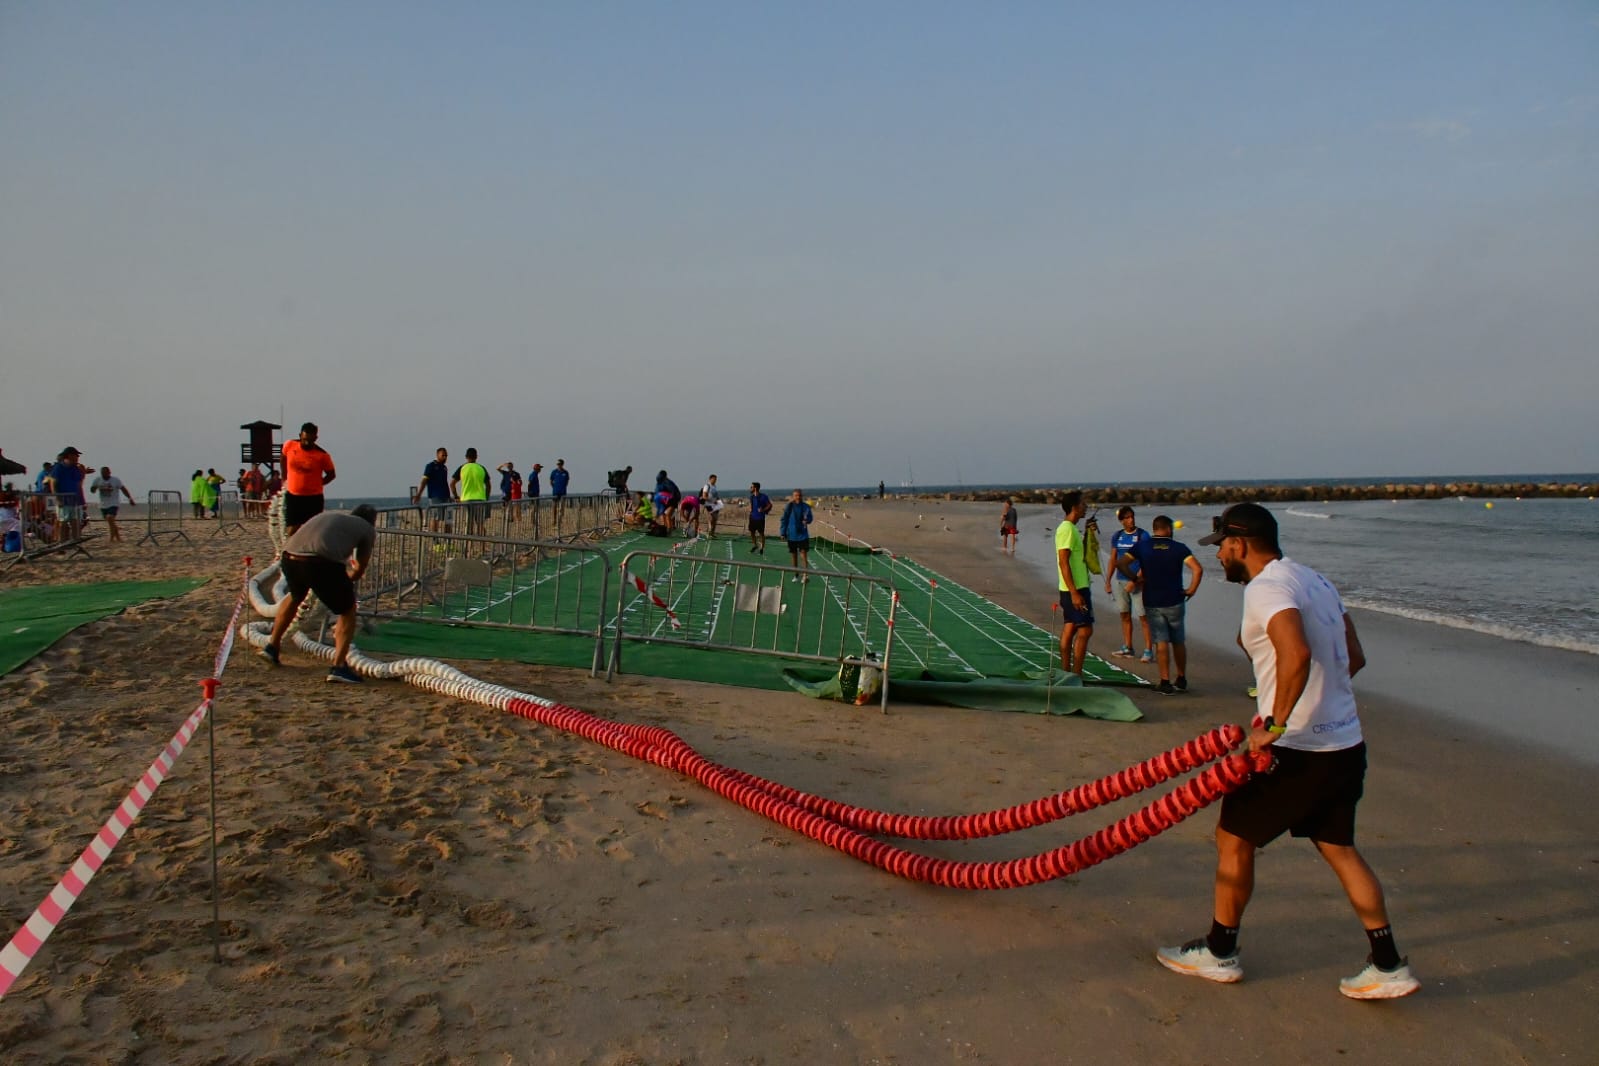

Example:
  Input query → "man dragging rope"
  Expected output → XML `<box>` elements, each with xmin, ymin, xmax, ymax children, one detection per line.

<box><xmin>259</xmin><ymin>504</ymin><xmax>377</xmax><ymax>684</ymax></box>
<box><xmin>1155</xmin><ymin>502</ymin><xmax>1420</xmax><ymax>1000</ymax></box>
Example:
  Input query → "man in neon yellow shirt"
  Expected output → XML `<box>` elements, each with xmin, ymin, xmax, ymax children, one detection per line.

<box><xmin>451</xmin><ymin>447</ymin><xmax>491</xmax><ymax>535</ymax></box>
<box><xmin>1054</xmin><ymin>490</ymin><xmax>1095</xmax><ymax>676</ymax></box>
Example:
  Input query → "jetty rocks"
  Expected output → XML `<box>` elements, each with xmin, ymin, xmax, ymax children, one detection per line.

<box><xmin>912</xmin><ymin>481</ymin><xmax>1599</xmax><ymax>505</ymax></box>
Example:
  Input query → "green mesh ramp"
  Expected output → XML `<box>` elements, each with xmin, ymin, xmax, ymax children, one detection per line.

<box><xmin>0</xmin><ymin>578</ymin><xmax>207</xmax><ymax>677</ymax></box>
<box><xmin>358</xmin><ymin>534</ymin><xmax>1142</xmax><ymax>718</ymax></box>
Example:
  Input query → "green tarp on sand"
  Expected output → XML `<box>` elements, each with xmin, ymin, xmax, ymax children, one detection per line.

<box><xmin>0</xmin><ymin>579</ymin><xmax>206</xmax><ymax>676</ymax></box>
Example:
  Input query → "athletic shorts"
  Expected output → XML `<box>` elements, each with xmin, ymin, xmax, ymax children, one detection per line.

<box><xmin>749</xmin><ymin>517</ymin><xmax>767</xmax><ymax>531</ymax></box>
<box><xmin>281</xmin><ymin>553</ymin><xmax>357</xmax><ymax>616</ymax></box>
<box><xmin>282</xmin><ymin>492</ymin><xmax>324</xmax><ymax>529</ymax></box>
<box><xmin>100</xmin><ymin>506</ymin><xmax>119</xmax><ymax>518</ymax></box>
<box><xmin>1112</xmin><ymin>579</ymin><xmax>1146</xmax><ymax>617</ymax></box>
<box><xmin>787</xmin><ymin>538</ymin><xmax>809</xmax><ymax>553</ymax></box>
<box><xmin>1147</xmin><ymin>603</ymin><xmax>1185</xmax><ymax>644</ymax></box>
<box><xmin>1000</xmin><ymin>524</ymin><xmax>1018</xmax><ymax>535</ymax></box>
<box><xmin>1219</xmin><ymin>743</ymin><xmax>1367</xmax><ymax>848</ymax></box>
<box><xmin>60</xmin><ymin>503</ymin><xmax>83</xmax><ymax>521</ymax></box>
<box><xmin>1059</xmin><ymin>587</ymin><xmax>1094</xmax><ymax>626</ymax></box>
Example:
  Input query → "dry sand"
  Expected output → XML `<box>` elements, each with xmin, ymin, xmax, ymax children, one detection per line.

<box><xmin>1</xmin><ymin>503</ymin><xmax>1594</xmax><ymax>1063</ymax></box>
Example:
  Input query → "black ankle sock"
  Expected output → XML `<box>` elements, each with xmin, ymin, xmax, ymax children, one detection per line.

<box><xmin>1207</xmin><ymin>920</ymin><xmax>1239</xmax><ymax>957</ymax></box>
<box><xmin>1366</xmin><ymin>925</ymin><xmax>1402</xmax><ymax>970</ymax></box>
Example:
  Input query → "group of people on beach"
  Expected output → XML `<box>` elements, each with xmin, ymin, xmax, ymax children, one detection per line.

<box><xmin>0</xmin><ymin>446</ymin><xmax>137</xmax><ymax>547</ymax></box>
<box><xmin>1045</xmin><ymin>489</ymin><xmax>1419</xmax><ymax>1000</ymax></box>
<box><xmin>412</xmin><ymin>448</ymin><xmax>570</xmax><ymax>534</ymax></box>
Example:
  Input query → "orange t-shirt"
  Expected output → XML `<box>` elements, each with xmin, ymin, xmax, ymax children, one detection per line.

<box><xmin>282</xmin><ymin>440</ymin><xmax>334</xmax><ymax>496</ymax></box>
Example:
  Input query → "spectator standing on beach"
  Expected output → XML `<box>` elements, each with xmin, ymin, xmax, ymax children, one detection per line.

<box><xmin>1156</xmin><ymin>502</ymin><xmax>1419</xmax><ymax>1000</ymax></box>
<box><xmin>878</xmin><ymin>480</ymin><xmax>886</xmax><ymax>499</ymax></box>
<box><xmin>549</xmin><ymin>459</ymin><xmax>570</xmax><ymax>520</ymax></box>
<box><xmin>1121</xmin><ymin>515</ymin><xmax>1202</xmax><ymax>695</ymax></box>
<box><xmin>258</xmin><ymin>505</ymin><xmax>378</xmax><ymax>684</ymax></box>
<box><xmin>999</xmin><ymin>498</ymin><xmax>1019</xmax><ymax>554</ymax></box>
<box><xmin>497</xmin><ymin>461</ymin><xmax>523</xmax><ymax>520</ymax></box>
<box><xmin>747</xmin><ymin>481</ymin><xmax>773</xmax><ymax>554</ymax></box>
<box><xmin>205</xmin><ymin>468</ymin><xmax>225</xmax><ymax>518</ymax></box>
<box><xmin>281</xmin><ymin>422</ymin><xmax>336</xmax><ymax>535</ymax></box>
<box><xmin>414</xmin><ymin>447</ymin><xmax>454</xmax><ymax>532</ymax></box>
<box><xmin>90</xmin><ymin>466</ymin><xmax>136</xmax><ymax>542</ymax></box>
<box><xmin>1054</xmin><ymin>492</ymin><xmax>1094</xmax><ymax>676</ymax></box>
<box><xmin>1107</xmin><ymin>506</ymin><xmax>1155</xmax><ymax>663</ymax></box>
<box><xmin>452</xmin><ymin>448</ymin><xmax>491</xmax><ymax>535</ymax></box>
<box><xmin>240</xmin><ymin>465</ymin><xmax>265</xmax><ymax>517</ymax></box>
<box><xmin>701</xmin><ymin>474</ymin><xmax>723</xmax><ymax>537</ymax></box>
<box><xmin>190</xmin><ymin>470</ymin><xmax>207</xmax><ymax>519</ymax></box>
<box><xmin>780</xmin><ymin>488</ymin><xmax>814</xmax><ymax>577</ymax></box>
<box><xmin>526</xmin><ymin>462</ymin><xmax>542</xmax><ymax>500</ymax></box>
<box><xmin>46</xmin><ymin>447</ymin><xmax>89</xmax><ymax>541</ymax></box>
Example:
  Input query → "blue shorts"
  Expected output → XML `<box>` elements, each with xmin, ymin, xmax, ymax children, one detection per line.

<box><xmin>1147</xmin><ymin>603</ymin><xmax>1186</xmax><ymax>644</ymax></box>
<box><xmin>1059</xmin><ymin>587</ymin><xmax>1094</xmax><ymax>626</ymax></box>
<box><xmin>100</xmin><ymin>506</ymin><xmax>119</xmax><ymax>518</ymax></box>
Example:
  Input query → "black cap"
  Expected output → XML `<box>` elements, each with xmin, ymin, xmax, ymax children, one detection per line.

<box><xmin>1198</xmin><ymin>502</ymin><xmax>1279</xmax><ymax>547</ymax></box>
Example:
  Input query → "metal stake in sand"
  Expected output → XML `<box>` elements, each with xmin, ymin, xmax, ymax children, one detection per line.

<box><xmin>201</xmin><ymin>676</ymin><xmax>222</xmax><ymax>963</ymax></box>
<box><xmin>925</xmin><ymin>577</ymin><xmax>937</xmax><ymax>670</ymax></box>
<box><xmin>1047</xmin><ymin>602</ymin><xmax>1061</xmax><ymax>715</ymax></box>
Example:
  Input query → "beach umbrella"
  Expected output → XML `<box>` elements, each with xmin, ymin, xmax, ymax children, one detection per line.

<box><xmin>0</xmin><ymin>450</ymin><xmax>26</xmax><ymax>476</ymax></box>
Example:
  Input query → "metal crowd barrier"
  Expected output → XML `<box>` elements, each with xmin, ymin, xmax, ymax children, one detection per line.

<box><xmin>209</xmin><ymin>490</ymin><xmax>247</xmax><ymax>537</ymax></box>
<box><xmin>608</xmin><ymin>550</ymin><xmax>898</xmax><ymax>710</ymax></box>
<box><xmin>357</xmin><ymin>527</ymin><xmax>613</xmax><ymax>675</ymax></box>
<box><xmin>377</xmin><ymin>492</ymin><xmax>620</xmax><ymax>545</ymax></box>
<box><xmin>139</xmin><ymin>490</ymin><xmax>192</xmax><ymax>545</ymax></box>
<box><xmin>2</xmin><ymin>490</ymin><xmax>96</xmax><ymax>568</ymax></box>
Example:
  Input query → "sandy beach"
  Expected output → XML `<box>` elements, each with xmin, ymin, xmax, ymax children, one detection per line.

<box><xmin>2</xmin><ymin>501</ymin><xmax>1594</xmax><ymax>1063</ymax></box>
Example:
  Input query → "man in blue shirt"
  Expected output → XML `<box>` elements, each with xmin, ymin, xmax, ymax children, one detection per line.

<box><xmin>747</xmin><ymin>481</ymin><xmax>773</xmax><ymax>554</ymax></box>
<box><xmin>1106</xmin><ymin>506</ymin><xmax>1155</xmax><ymax>662</ymax></box>
<box><xmin>46</xmin><ymin>446</ymin><xmax>88</xmax><ymax>541</ymax></box>
<box><xmin>413</xmin><ymin>447</ymin><xmax>454</xmax><ymax>532</ymax></box>
<box><xmin>549</xmin><ymin>458</ymin><xmax>570</xmax><ymax>521</ymax></box>
<box><xmin>780</xmin><ymin>488</ymin><xmax>814</xmax><ymax>578</ymax></box>
<box><xmin>526</xmin><ymin>463</ymin><xmax>542</xmax><ymax>498</ymax></box>
<box><xmin>1122</xmin><ymin>515</ymin><xmax>1204</xmax><ymax>694</ymax></box>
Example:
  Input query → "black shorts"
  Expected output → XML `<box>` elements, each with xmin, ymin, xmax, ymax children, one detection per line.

<box><xmin>749</xmin><ymin>518</ymin><xmax>767</xmax><ymax>532</ymax></box>
<box><xmin>1220</xmin><ymin>743</ymin><xmax>1367</xmax><ymax>848</ymax></box>
<box><xmin>281</xmin><ymin>553</ymin><xmax>357</xmax><ymax>616</ymax></box>
<box><xmin>1059</xmin><ymin>587</ymin><xmax>1094</xmax><ymax>626</ymax></box>
<box><xmin>283</xmin><ymin>492</ymin><xmax>324</xmax><ymax>529</ymax></box>
<box><xmin>787</xmin><ymin>538</ymin><xmax>810</xmax><ymax>552</ymax></box>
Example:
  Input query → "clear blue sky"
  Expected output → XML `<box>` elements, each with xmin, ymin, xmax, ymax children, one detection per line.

<box><xmin>3</xmin><ymin>2</ymin><xmax>1595</xmax><ymax>496</ymax></box>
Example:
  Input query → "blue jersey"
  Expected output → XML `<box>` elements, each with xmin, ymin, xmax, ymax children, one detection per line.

<box><xmin>1134</xmin><ymin>537</ymin><xmax>1194</xmax><ymax>609</ymax></box>
<box><xmin>1111</xmin><ymin>527</ymin><xmax>1151</xmax><ymax>580</ymax></box>
<box><xmin>780</xmin><ymin>500</ymin><xmax>813</xmax><ymax>541</ymax></box>
<box><xmin>549</xmin><ymin>467</ymin><xmax>570</xmax><ymax>496</ymax></box>
<box><xmin>421</xmin><ymin>460</ymin><xmax>451</xmax><ymax>501</ymax></box>
<box><xmin>527</xmin><ymin>471</ymin><xmax>540</xmax><ymax>497</ymax></box>
<box><xmin>749</xmin><ymin>492</ymin><xmax>771</xmax><ymax>521</ymax></box>
<box><xmin>50</xmin><ymin>462</ymin><xmax>86</xmax><ymax>501</ymax></box>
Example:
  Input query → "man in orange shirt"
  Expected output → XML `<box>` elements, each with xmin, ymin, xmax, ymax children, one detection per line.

<box><xmin>280</xmin><ymin>422</ymin><xmax>336</xmax><ymax>535</ymax></box>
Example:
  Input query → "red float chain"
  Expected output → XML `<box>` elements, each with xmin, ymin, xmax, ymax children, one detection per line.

<box><xmin>497</xmin><ymin>695</ymin><xmax>1271</xmax><ymax>890</ymax></box>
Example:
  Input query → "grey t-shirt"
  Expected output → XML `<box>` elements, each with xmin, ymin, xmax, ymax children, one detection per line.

<box><xmin>284</xmin><ymin>512</ymin><xmax>376</xmax><ymax>563</ymax></box>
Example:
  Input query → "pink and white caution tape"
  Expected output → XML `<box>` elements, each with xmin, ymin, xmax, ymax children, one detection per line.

<box><xmin>0</xmin><ymin>564</ymin><xmax>248</xmax><ymax>1001</ymax></box>
<box><xmin>629</xmin><ymin>571</ymin><xmax>683</xmax><ymax>629</ymax></box>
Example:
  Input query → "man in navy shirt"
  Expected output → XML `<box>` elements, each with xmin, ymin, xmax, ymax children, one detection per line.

<box><xmin>1107</xmin><ymin>506</ymin><xmax>1155</xmax><ymax>662</ymax></box>
<box><xmin>1122</xmin><ymin>514</ymin><xmax>1204</xmax><ymax>694</ymax></box>
<box><xmin>549</xmin><ymin>459</ymin><xmax>570</xmax><ymax>521</ymax></box>
<box><xmin>413</xmin><ymin>447</ymin><xmax>454</xmax><ymax>532</ymax></box>
<box><xmin>747</xmin><ymin>481</ymin><xmax>773</xmax><ymax>554</ymax></box>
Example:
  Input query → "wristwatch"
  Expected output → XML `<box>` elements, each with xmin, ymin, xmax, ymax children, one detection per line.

<box><xmin>1263</xmin><ymin>715</ymin><xmax>1287</xmax><ymax>735</ymax></box>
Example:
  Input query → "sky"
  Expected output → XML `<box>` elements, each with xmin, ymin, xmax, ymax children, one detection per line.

<box><xmin>3</xmin><ymin>2</ymin><xmax>1596</xmax><ymax>497</ymax></box>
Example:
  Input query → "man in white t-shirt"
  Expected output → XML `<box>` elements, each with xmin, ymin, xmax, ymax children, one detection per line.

<box><xmin>1155</xmin><ymin>502</ymin><xmax>1419</xmax><ymax>1000</ymax></box>
<box><xmin>90</xmin><ymin>466</ymin><xmax>136</xmax><ymax>542</ymax></box>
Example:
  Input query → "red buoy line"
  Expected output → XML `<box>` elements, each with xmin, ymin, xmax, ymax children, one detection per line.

<box><xmin>244</xmin><ymin>556</ymin><xmax>1274</xmax><ymax>890</ymax></box>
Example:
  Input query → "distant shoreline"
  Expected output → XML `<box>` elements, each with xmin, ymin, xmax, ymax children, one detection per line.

<box><xmin>883</xmin><ymin>479</ymin><xmax>1598</xmax><ymax>505</ymax></box>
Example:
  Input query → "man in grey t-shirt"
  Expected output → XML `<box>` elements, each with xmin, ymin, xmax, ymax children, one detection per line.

<box><xmin>260</xmin><ymin>505</ymin><xmax>377</xmax><ymax>683</ymax></box>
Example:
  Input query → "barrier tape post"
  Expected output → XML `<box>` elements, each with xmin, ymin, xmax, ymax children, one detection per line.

<box><xmin>202</xmin><ymin>676</ymin><xmax>222</xmax><ymax>963</ymax></box>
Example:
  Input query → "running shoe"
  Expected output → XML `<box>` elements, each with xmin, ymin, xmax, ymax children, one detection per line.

<box><xmin>1246</xmin><ymin>684</ymin><xmax>1258</xmax><ymax>698</ymax></box>
<box><xmin>1155</xmin><ymin>939</ymin><xmax>1243</xmax><ymax>983</ymax></box>
<box><xmin>1112</xmin><ymin>646</ymin><xmax>1135</xmax><ymax>658</ymax></box>
<box><xmin>259</xmin><ymin>643</ymin><xmax>280</xmax><ymax>667</ymax></box>
<box><xmin>1339</xmin><ymin>957</ymin><xmax>1420</xmax><ymax>1000</ymax></box>
<box><xmin>1157</xmin><ymin>680</ymin><xmax>1176</xmax><ymax>695</ymax></box>
<box><xmin>1140</xmin><ymin>649</ymin><xmax>1155</xmax><ymax>663</ymax></box>
<box><xmin>1175</xmin><ymin>676</ymin><xmax>1188</xmax><ymax>692</ymax></box>
<box><xmin>325</xmin><ymin>664</ymin><xmax>363</xmax><ymax>684</ymax></box>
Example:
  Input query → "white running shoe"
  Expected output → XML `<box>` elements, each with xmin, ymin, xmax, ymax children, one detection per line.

<box><xmin>1339</xmin><ymin>957</ymin><xmax>1420</xmax><ymax>1000</ymax></box>
<box><xmin>1155</xmin><ymin>939</ymin><xmax>1243</xmax><ymax>983</ymax></box>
